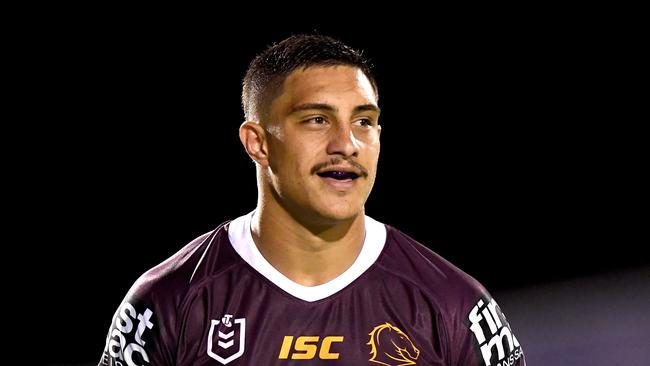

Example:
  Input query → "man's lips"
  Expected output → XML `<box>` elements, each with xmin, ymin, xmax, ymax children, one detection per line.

<box><xmin>312</xmin><ymin>160</ymin><xmax>368</xmax><ymax>190</ymax></box>
<box><xmin>316</xmin><ymin>171</ymin><xmax>360</xmax><ymax>180</ymax></box>
<box><xmin>311</xmin><ymin>159</ymin><xmax>369</xmax><ymax>179</ymax></box>
<box><xmin>317</xmin><ymin>172</ymin><xmax>359</xmax><ymax>190</ymax></box>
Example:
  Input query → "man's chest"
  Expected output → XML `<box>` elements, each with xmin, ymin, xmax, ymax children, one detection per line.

<box><xmin>178</xmin><ymin>287</ymin><xmax>442</xmax><ymax>365</ymax></box>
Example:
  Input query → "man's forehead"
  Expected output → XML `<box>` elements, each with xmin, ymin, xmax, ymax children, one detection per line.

<box><xmin>279</xmin><ymin>66</ymin><xmax>377</xmax><ymax>108</ymax></box>
<box><xmin>283</xmin><ymin>65</ymin><xmax>372</xmax><ymax>90</ymax></box>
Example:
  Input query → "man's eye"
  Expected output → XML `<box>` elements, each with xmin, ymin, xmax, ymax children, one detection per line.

<box><xmin>307</xmin><ymin>116</ymin><xmax>326</xmax><ymax>124</ymax></box>
<box><xmin>356</xmin><ymin>118</ymin><xmax>373</xmax><ymax>127</ymax></box>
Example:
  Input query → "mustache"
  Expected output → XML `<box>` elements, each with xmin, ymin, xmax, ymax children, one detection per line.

<box><xmin>311</xmin><ymin>158</ymin><xmax>369</xmax><ymax>178</ymax></box>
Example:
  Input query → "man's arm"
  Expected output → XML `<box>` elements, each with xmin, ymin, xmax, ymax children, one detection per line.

<box><xmin>98</xmin><ymin>287</ymin><xmax>176</xmax><ymax>366</ymax></box>
<box><xmin>451</xmin><ymin>295</ymin><xmax>526</xmax><ymax>366</ymax></box>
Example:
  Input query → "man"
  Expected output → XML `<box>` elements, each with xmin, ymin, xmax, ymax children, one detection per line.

<box><xmin>99</xmin><ymin>34</ymin><xmax>526</xmax><ymax>366</ymax></box>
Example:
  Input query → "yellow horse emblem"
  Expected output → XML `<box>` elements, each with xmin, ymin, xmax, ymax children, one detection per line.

<box><xmin>367</xmin><ymin>322</ymin><xmax>420</xmax><ymax>365</ymax></box>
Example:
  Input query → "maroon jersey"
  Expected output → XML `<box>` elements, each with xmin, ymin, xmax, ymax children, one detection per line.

<box><xmin>99</xmin><ymin>212</ymin><xmax>525</xmax><ymax>366</ymax></box>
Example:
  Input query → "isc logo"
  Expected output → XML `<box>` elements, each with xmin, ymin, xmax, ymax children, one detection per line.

<box><xmin>278</xmin><ymin>336</ymin><xmax>344</xmax><ymax>360</ymax></box>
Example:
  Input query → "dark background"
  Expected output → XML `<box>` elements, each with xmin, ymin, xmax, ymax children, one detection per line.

<box><xmin>25</xmin><ymin>12</ymin><xmax>646</xmax><ymax>365</ymax></box>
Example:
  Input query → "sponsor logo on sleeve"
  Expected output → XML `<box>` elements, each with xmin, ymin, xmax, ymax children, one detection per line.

<box><xmin>467</xmin><ymin>298</ymin><xmax>524</xmax><ymax>366</ymax></box>
<box><xmin>367</xmin><ymin>322</ymin><xmax>420</xmax><ymax>365</ymax></box>
<box><xmin>207</xmin><ymin>314</ymin><xmax>246</xmax><ymax>365</ymax></box>
<box><xmin>101</xmin><ymin>301</ymin><xmax>155</xmax><ymax>366</ymax></box>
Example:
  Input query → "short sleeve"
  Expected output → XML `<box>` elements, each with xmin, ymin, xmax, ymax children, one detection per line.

<box><xmin>98</xmin><ymin>283</ymin><xmax>177</xmax><ymax>366</ymax></box>
<box><xmin>451</xmin><ymin>294</ymin><xmax>526</xmax><ymax>366</ymax></box>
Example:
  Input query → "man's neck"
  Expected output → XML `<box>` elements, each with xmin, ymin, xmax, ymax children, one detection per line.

<box><xmin>250</xmin><ymin>203</ymin><xmax>366</xmax><ymax>287</ymax></box>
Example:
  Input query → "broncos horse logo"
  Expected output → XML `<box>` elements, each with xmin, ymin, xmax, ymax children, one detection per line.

<box><xmin>367</xmin><ymin>322</ymin><xmax>420</xmax><ymax>366</ymax></box>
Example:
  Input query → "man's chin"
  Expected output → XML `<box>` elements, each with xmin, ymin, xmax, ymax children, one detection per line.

<box><xmin>313</xmin><ymin>204</ymin><xmax>363</xmax><ymax>225</ymax></box>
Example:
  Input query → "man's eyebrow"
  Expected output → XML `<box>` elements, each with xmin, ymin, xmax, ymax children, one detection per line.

<box><xmin>289</xmin><ymin>103</ymin><xmax>338</xmax><ymax>114</ymax></box>
<box><xmin>353</xmin><ymin>104</ymin><xmax>381</xmax><ymax>115</ymax></box>
<box><xmin>289</xmin><ymin>103</ymin><xmax>381</xmax><ymax>115</ymax></box>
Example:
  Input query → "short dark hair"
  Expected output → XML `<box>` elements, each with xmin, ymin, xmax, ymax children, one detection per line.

<box><xmin>242</xmin><ymin>34</ymin><xmax>377</xmax><ymax>121</ymax></box>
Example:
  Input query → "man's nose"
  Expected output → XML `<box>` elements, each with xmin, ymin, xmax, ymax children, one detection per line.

<box><xmin>326</xmin><ymin>124</ymin><xmax>359</xmax><ymax>157</ymax></box>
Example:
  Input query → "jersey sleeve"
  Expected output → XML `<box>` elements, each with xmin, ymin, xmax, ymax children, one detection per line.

<box><xmin>97</xmin><ymin>230</ymin><xmax>216</xmax><ymax>366</ymax></box>
<box><xmin>450</xmin><ymin>291</ymin><xmax>527</xmax><ymax>366</ymax></box>
<box><xmin>98</xmin><ymin>279</ymin><xmax>178</xmax><ymax>366</ymax></box>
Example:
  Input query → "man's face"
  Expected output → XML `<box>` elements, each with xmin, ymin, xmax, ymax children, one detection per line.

<box><xmin>263</xmin><ymin>65</ymin><xmax>381</xmax><ymax>225</ymax></box>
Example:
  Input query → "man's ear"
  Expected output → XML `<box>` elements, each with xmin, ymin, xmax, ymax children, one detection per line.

<box><xmin>239</xmin><ymin>121</ymin><xmax>268</xmax><ymax>165</ymax></box>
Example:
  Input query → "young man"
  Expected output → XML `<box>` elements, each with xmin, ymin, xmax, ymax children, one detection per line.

<box><xmin>99</xmin><ymin>34</ymin><xmax>526</xmax><ymax>366</ymax></box>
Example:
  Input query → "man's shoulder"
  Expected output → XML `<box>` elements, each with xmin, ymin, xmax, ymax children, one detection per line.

<box><xmin>377</xmin><ymin>225</ymin><xmax>487</xmax><ymax>305</ymax></box>
<box><xmin>99</xmin><ymin>221</ymin><xmax>246</xmax><ymax>365</ymax></box>
<box><xmin>124</xmin><ymin>221</ymin><xmax>241</xmax><ymax>307</ymax></box>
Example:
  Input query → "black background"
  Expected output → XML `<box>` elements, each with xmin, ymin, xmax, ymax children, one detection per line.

<box><xmin>22</xmin><ymin>11</ymin><xmax>646</xmax><ymax>364</ymax></box>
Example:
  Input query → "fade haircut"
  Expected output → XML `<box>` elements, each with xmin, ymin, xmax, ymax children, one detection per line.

<box><xmin>242</xmin><ymin>34</ymin><xmax>378</xmax><ymax>122</ymax></box>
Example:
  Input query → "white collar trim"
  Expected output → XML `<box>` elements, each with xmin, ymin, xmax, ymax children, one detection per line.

<box><xmin>227</xmin><ymin>210</ymin><xmax>386</xmax><ymax>302</ymax></box>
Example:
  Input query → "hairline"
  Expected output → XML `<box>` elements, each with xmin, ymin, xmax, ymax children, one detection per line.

<box><xmin>253</xmin><ymin>63</ymin><xmax>378</xmax><ymax>124</ymax></box>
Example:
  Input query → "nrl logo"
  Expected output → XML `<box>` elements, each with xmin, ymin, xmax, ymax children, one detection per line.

<box><xmin>207</xmin><ymin>314</ymin><xmax>246</xmax><ymax>364</ymax></box>
<box><xmin>367</xmin><ymin>322</ymin><xmax>420</xmax><ymax>366</ymax></box>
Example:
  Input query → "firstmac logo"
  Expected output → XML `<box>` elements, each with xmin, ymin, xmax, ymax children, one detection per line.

<box><xmin>468</xmin><ymin>298</ymin><xmax>523</xmax><ymax>366</ymax></box>
<box><xmin>102</xmin><ymin>301</ymin><xmax>154</xmax><ymax>366</ymax></box>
